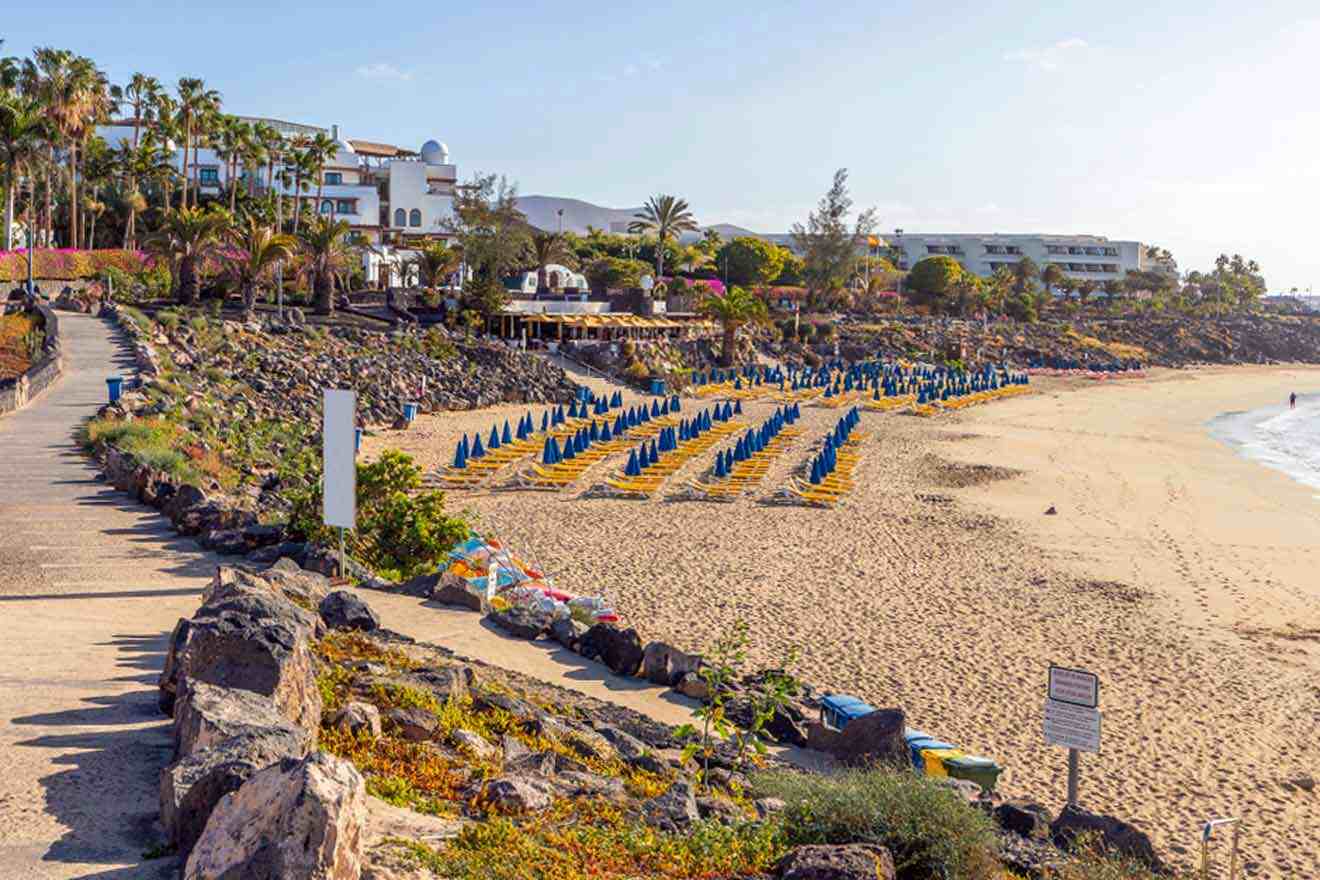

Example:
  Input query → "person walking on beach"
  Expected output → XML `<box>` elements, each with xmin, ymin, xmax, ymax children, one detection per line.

<box><xmin>1290</xmin><ymin>392</ymin><xmax>1297</xmax><ymax>410</ymax></box>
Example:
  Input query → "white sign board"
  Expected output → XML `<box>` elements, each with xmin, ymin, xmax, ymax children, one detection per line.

<box><xmin>1044</xmin><ymin>699</ymin><xmax>1101</xmax><ymax>753</ymax></box>
<box><xmin>1048</xmin><ymin>665</ymin><xmax>1099</xmax><ymax>708</ymax></box>
<box><xmin>322</xmin><ymin>389</ymin><xmax>357</xmax><ymax>529</ymax></box>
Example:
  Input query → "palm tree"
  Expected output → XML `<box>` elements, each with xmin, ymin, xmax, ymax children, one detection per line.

<box><xmin>115</xmin><ymin>138</ymin><xmax>173</xmax><ymax>248</ymax></box>
<box><xmin>698</xmin><ymin>285</ymin><xmax>768</xmax><ymax>367</ymax></box>
<box><xmin>284</xmin><ymin>137</ymin><xmax>316</xmax><ymax>234</ymax></box>
<box><xmin>529</xmin><ymin>230</ymin><xmax>572</xmax><ymax>292</ymax></box>
<box><xmin>307</xmin><ymin>131</ymin><xmax>338</xmax><ymax>210</ymax></box>
<box><xmin>1040</xmin><ymin>262</ymin><xmax>1064</xmax><ymax>297</ymax></box>
<box><xmin>627</xmin><ymin>194</ymin><xmax>698</xmax><ymax>280</ymax></box>
<box><xmin>0</xmin><ymin>94</ymin><xmax>45</xmax><ymax>251</ymax></box>
<box><xmin>299</xmin><ymin>215</ymin><xmax>352</xmax><ymax>315</ymax></box>
<box><xmin>146</xmin><ymin>207</ymin><xmax>229</xmax><ymax>304</ymax></box>
<box><xmin>111</xmin><ymin>73</ymin><xmax>162</xmax><ymax>152</ymax></box>
<box><xmin>222</xmin><ymin>215</ymin><xmax>296</xmax><ymax>320</ymax></box>
<box><xmin>408</xmin><ymin>240</ymin><xmax>462</xmax><ymax>295</ymax></box>
<box><xmin>174</xmin><ymin>77</ymin><xmax>221</xmax><ymax>209</ymax></box>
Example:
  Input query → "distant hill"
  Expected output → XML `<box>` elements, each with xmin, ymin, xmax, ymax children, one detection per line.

<box><xmin>518</xmin><ymin>196</ymin><xmax>792</xmax><ymax>245</ymax></box>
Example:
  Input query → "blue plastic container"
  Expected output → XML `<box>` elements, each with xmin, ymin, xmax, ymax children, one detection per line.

<box><xmin>402</xmin><ymin>402</ymin><xmax>419</xmax><ymax>422</ymax></box>
<box><xmin>820</xmin><ymin>694</ymin><xmax>875</xmax><ymax>730</ymax></box>
<box><xmin>106</xmin><ymin>377</ymin><xmax>123</xmax><ymax>403</ymax></box>
<box><xmin>354</xmin><ymin>428</ymin><xmax>363</xmax><ymax>454</ymax></box>
<box><xmin>904</xmin><ymin>730</ymin><xmax>956</xmax><ymax>771</ymax></box>
<box><xmin>649</xmin><ymin>378</ymin><xmax>666</xmax><ymax>395</ymax></box>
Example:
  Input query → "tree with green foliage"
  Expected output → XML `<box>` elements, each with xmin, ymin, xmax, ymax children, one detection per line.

<box><xmin>1040</xmin><ymin>261</ymin><xmax>1064</xmax><ymax>296</ymax></box>
<box><xmin>145</xmin><ymin>206</ymin><xmax>230</xmax><ymax>304</ymax></box>
<box><xmin>773</xmin><ymin>251</ymin><xmax>806</xmax><ymax>286</ymax></box>
<box><xmin>528</xmin><ymin>230</ymin><xmax>574</xmax><ymax>292</ymax></box>
<box><xmin>222</xmin><ymin>215</ymin><xmax>295</xmax><ymax>320</ymax></box>
<box><xmin>698</xmin><ymin>285</ymin><xmax>768</xmax><ymax>366</ymax></box>
<box><xmin>298</xmin><ymin>215</ymin><xmax>353</xmax><ymax>315</ymax></box>
<box><xmin>628</xmin><ymin>194</ymin><xmax>698</xmax><ymax>280</ymax></box>
<box><xmin>444</xmin><ymin>173</ymin><xmax>529</xmax><ymax>311</ymax></box>
<box><xmin>790</xmin><ymin>169</ymin><xmax>876</xmax><ymax>309</ymax></box>
<box><xmin>717</xmin><ymin>236</ymin><xmax>787</xmax><ymax>286</ymax></box>
<box><xmin>408</xmin><ymin>240</ymin><xmax>462</xmax><ymax>295</ymax></box>
<box><xmin>905</xmin><ymin>255</ymin><xmax>964</xmax><ymax>310</ymax></box>
<box><xmin>584</xmin><ymin>256</ymin><xmax>648</xmax><ymax>293</ymax></box>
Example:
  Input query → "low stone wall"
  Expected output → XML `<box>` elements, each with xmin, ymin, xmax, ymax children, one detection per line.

<box><xmin>0</xmin><ymin>304</ymin><xmax>62</xmax><ymax>417</ymax></box>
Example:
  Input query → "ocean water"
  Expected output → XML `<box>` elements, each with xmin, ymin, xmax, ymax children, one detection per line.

<box><xmin>1209</xmin><ymin>394</ymin><xmax>1320</xmax><ymax>492</ymax></box>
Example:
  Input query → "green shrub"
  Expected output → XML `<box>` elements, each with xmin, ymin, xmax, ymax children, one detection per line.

<box><xmin>157</xmin><ymin>309</ymin><xmax>181</xmax><ymax>331</ymax></box>
<box><xmin>82</xmin><ymin>417</ymin><xmax>202</xmax><ymax>483</ymax></box>
<box><xmin>288</xmin><ymin>449</ymin><xmax>470</xmax><ymax>580</ymax></box>
<box><xmin>752</xmin><ymin>767</ymin><xmax>1000</xmax><ymax>880</ymax></box>
<box><xmin>421</xmin><ymin>327</ymin><xmax>458</xmax><ymax>361</ymax></box>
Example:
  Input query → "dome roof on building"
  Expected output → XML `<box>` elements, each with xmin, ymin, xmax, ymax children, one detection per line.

<box><xmin>420</xmin><ymin>139</ymin><xmax>450</xmax><ymax>165</ymax></box>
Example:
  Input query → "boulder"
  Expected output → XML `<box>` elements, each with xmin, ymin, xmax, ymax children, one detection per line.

<box><xmin>578</xmin><ymin>624</ymin><xmax>645</xmax><ymax>677</ymax></box>
<box><xmin>173</xmin><ymin>681</ymin><xmax>311</xmax><ymax>760</ymax></box>
<box><xmin>696</xmin><ymin>796</ymin><xmax>743</xmax><ymax>824</ymax></box>
<box><xmin>261</xmin><ymin>557</ymin><xmax>330</xmax><ymax>606</ymax></box>
<box><xmin>320</xmin><ymin>590</ymin><xmax>381</xmax><ymax>632</ymax></box>
<box><xmin>674</xmin><ymin>672</ymin><xmax>710</xmax><ymax>701</ymax></box>
<box><xmin>504</xmin><ymin>749</ymin><xmax>557</xmax><ymax>778</ymax></box>
<box><xmin>774</xmin><ymin>844</ymin><xmax>896</xmax><ymax>880</ymax></box>
<box><xmin>482</xmin><ymin>775</ymin><xmax>555</xmax><ymax>813</ymax></box>
<box><xmin>727</xmin><ymin>697</ymin><xmax>809</xmax><ymax>747</ymax></box>
<box><xmin>553</xmin><ymin>771</ymin><xmax>626</xmax><ymax>800</ymax></box>
<box><xmin>176</xmin><ymin>586</ymin><xmax>323</xmax><ymax>732</ymax></box>
<box><xmin>412</xmin><ymin>665</ymin><xmax>473</xmax><ymax>703</ymax></box>
<box><xmin>593</xmin><ymin>725</ymin><xmax>648</xmax><ymax>762</ymax></box>
<box><xmin>184</xmin><ymin>752</ymin><xmax>367</xmax><ymax>880</ymax></box>
<box><xmin>247</xmin><ymin>542</ymin><xmax>308</xmax><ymax>566</ymax></box>
<box><xmin>641</xmin><ymin>642</ymin><xmax>703</xmax><ymax>687</ymax></box>
<box><xmin>1050</xmin><ymin>805</ymin><xmax>1168</xmax><ymax>872</ymax></box>
<box><xmin>473</xmin><ymin>690</ymin><xmax>544</xmax><ymax>724</ymax></box>
<box><xmin>162</xmin><ymin>483</ymin><xmax>208</xmax><ymax>521</ymax></box>
<box><xmin>995</xmin><ymin>800</ymin><xmax>1053</xmax><ymax>840</ymax></box>
<box><xmin>161</xmin><ymin>727</ymin><xmax>310</xmax><ymax>860</ymax></box>
<box><xmin>804</xmin><ymin>708</ymin><xmax>907</xmax><ymax>767</ymax></box>
<box><xmin>451</xmin><ymin>729</ymin><xmax>499</xmax><ymax>763</ymax></box>
<box><xmin>488</xmin><ymin>606</ymin><xmax>549</xmax><ymax>640</ymax></box>
<box><xmin>429</xmin><ymin>574</ymin><xmax>484</xmax><ymax>610</ymax></box>
<box><xmin>755</xmin><ymin>797</ymin><xmax>786</xmax><ymax>820</ymax></box>
<box><xmin>387</xmin><ymin>707</ymin><xmax>439</xmax><ymax>741</ymax></box>
<box><xmin>550</xmin><ymin>617</ymin><xmax>586</xmax><ymax>650</ymax></box>
<box><xmin>200</xmin><ymin>567</ymin><xmax>325</xmax><ymax>639</ymax></box>
<box><xmin>333</xmin><ymin>701</ymin><xmax>383</xmax><ymax>739</ymax></box>
<box><xmin>159</xmin><ymin>617</ymin><xmax>193</xmax><ymax>716</ymax></box>
<box><xmin>640</xmin><ymin>780</ymin><xmax>699</xmax><ymax>832</ymax></box>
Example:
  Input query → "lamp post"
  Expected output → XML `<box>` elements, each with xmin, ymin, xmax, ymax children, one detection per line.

<box><xmin>25</xmin><ymin>178</ymin><xmax>34</xmax><ymax>299</ymax></box>
<box><xmin>557</xmin><ymin>208</ymin><xmax>563</xmax><ymax>235</ymax></box>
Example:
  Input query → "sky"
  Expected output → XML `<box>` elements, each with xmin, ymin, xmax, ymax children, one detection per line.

<box><xmin>5</xmin><ymin>0</ymin><xmax>1320</xmax><ymax>290</ymax></box>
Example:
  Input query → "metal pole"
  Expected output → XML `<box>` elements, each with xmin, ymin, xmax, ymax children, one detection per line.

<box><xmin>338</xmin><ymin>526</ymin><xmax>347</xmax><ymax>581</ymax></box>
<box><xmin>26</xmin><ymin>215</ymin><xmax>35</xmax><ymax>298</ymax></box>
<box><xmin>1066</xmin><ymin>748</ymin><xmax>1079</xmax><ymax>807</ymax></box>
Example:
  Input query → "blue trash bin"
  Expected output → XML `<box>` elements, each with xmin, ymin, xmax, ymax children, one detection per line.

<box><xmin>649</xmin><ymin>378</ymin><xmax>665</xmax><ymax>395</ymax></box>
<box><xmin>106</xmin><ymin>377</ymin><xmax>123</xmax><ymax>403</ymax></box>
<box><xmin>354</xmin><ymin>428</ymin><xmax>363</xmax><ymax>453</ymax></box>
<box><xmin>403</xmin><ymin>402</ymin><xmax>419</xmax><ymax>422</ymax></box>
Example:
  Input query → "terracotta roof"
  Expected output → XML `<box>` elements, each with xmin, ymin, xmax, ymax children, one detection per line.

<box><xmin>348</xmin><ymin>139</ymin><xmax>416</xmax><ymax>158</ymax></box>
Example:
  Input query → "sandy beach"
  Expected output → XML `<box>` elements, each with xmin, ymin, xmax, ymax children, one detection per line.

<box><xmin>364</xmin><ymin>365</ymin><xmax>1320</xmax><ymax>877</ymax></box>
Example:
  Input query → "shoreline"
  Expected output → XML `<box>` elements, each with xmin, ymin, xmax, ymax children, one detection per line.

<box><xmin>364</xmin><ymin>365</ymin><xmax>1320</xmax><ymax>877</ymax></box>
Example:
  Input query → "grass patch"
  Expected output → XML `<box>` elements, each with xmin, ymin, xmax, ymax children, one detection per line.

<box><xmin>316</xmin><ymin>631</ymin><xmax>422</xmax><ymax>672</ymax></box>
<box><xmin>0</xmin><ymin>312</ymin><xmax>39</xmax><ymax>378</ymax></box>
<box><xmin>400</xmin><ymin>800</ymin><xmax>784</xmax><ymax>880</ymax></box>
<box><xmin>82</xmin><ymin>417</ymin><xmax>202</xmax><ymax>483</ymax></box>
<box><xmin>753</xmin><ymin>767</ymin><xmax>1001</xmax><ymax>880</ymax></box>
<box><xmin>318</xmin><ymin>725</ymin><xmax>481</xmax><ymax>812</ymax></box>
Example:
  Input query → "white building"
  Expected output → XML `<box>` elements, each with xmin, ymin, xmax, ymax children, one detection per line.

<box><xmin>505</xmin><ymin>263</ymin><xmax>589</xmax><ymax>295</ymax></box>
<box><xmin>884</xmin><ymin>232</ymin><xmax>1152</xmax><ymax>284</ymax></box>
<box><xmin>96</xmin><ymin>117</ymin><xmax>458</xmax><ymax>251</ymax></box>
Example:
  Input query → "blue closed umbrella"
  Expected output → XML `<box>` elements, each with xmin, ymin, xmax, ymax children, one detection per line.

<box><xmin>651</xmin><ymin>400</ymin><xmax>661</xmax><ymax>418</ymax></box>
<box><xmin>625</xmin><ymin>449</ymin><xmax>640</xmax><ymax>476</ymax></box>
<box><xmin>562</xmin><ymin>438</ymin><xmax>576</xmax><ymax>460</ymax></box>
<box><xmin>489</xmin><ymin>425</ymin><xmax>502</xmax><ymax>449</ymax></box>
<box><xmin>471</xmin><ymin>434</ymin><xmax>486</xmax><ymax>459</ymax></box>
<box><xmin>590</xmin><ymin>421</ymin><xmax>601</xmax><ymax>442</ymax></box>
<box><xmin>600</xmin><ymin>422</ymin><xmax>612</xmax><ymax>442</ymax></box>
<box><xmin>453</xmin><ymin>441</ymin><xmax>467</xmax><ymax>469</ymax></box>
<box><xmin>671</xmin><ymin>395</ymin><xmax>681</xmax><ymax>411</ymax></box>
<box><xmin>733</xmin><ymin>399</ymin><xmax>742</xmax><ymax>415</ymax></box>
<box><xmin>541</xmin><ymin>411</ymin><xmax>549</xmax><ymax>432</ymax></box>
<box><xmin>648</xmin><ymin>440</ymin><xmax>660</xmax><ymax>466</ymax></box>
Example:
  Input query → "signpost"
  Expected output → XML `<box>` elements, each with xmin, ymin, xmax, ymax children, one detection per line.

<box><xmin>323</xmin><ymin>389</ymin><xmax>357</xmax><ymax>579</ymax></box>
<box><xmin>1045</xmin><ymin>665</ymin><xmax>1100</xmax><ymax>807</ymax></box>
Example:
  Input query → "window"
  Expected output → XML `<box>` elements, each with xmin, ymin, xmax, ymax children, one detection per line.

<box><xmin>947</xmin><ymin>245</ymin><xmax>964</xmax><ymax>255</ymax></box>
<box><xmin>1046</xmin><ymin>245</ymin><xmax>1066</xmax><ymax>255</ymax></box>
<box><xmin>197</xmin><ymin>167</ymin><xmax>220</xmax><ymax>185</ymax></box>
<box><xmin>1085</xmin><ymin>263</ymin><xmax>1101</xmax><ymax>272</ymax></box>
<box><xmin>319</xmin><ymin>200</ymin><xmax>332</xmax><ymax>215</ymax></box>
<box><xmin>1102</xmin><ymin>263</ymin><xmax>1118</xmax><ymax>273</ymax></box>
<box><xmin>1068</xmin><ymin>263</ymin><xmax>1083</xmax><ymax>272</ymax></box>
<box><xmin>1103</xmin><ymin>247</ymin><xmax>1118</xmax><ymax>257</ymax></box>
<box><xmin>408</xmin><ymin>209</ymin><xmax>422</xmax><ymax>227</ymax></box>
<box><xmin>926</xmin><ymin>245</ymin><xmax>945</xmax><ymax>254</ymax></box>
<box><xmin>336</xmin><ymin>199</ymin><xmax>355</xmax><ymax>215</ymax></box>
<box><xmin>1085</xmin><ymin>247</ymin><xmax>1101</xmax><ymax>256</ymax></box>
<box><xmin>1068</xmin><ymin>246</ymin><xmax>1083</xmax><ymax>255</ymax></box>
<box><xmin>393</xmin><ymin>208</ymin><xmax>406</xmax><ymax>227</ymax></box>
<box><xmin>1005</xmin><ymin>246</ymin><xmax>1022</xmax><ymax>255</ymax></box>
<box><xmin>324</xmin><ymin>172</ymin><xmax>343</xmax><ymax>185</ymax></box>
<box><xmin>985</xmin><ymin>245</ymin><xmax>1004</xmax><ymax>255</ymax></box>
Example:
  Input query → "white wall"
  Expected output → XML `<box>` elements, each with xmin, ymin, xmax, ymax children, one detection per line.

<box><xmin>891</xmin><ymin>233</ymin><xmax>1142</xmax><ymax>282</ymax></box>
<box><xmin>386</xmin><ymin>161</ymin><xmax>455</xmax><ymax>234</ymax></box>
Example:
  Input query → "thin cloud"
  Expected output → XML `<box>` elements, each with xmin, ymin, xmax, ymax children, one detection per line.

<box><xmin>1004</xmin><ymin>38</ymin><xmax>1090</xmax><ymax>71</ymax></box>
<box><xmin>355</xmin><ymin>63</ymin><xmax>413</xmax><ymax>81</ymax></box>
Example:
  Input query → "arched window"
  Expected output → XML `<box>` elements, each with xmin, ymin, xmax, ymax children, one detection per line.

<box><xmin>409</xmin><ymin>209</ymin><xmax>422</xmax><ymax>228</ymax></box>
<box><xmin>549</xmin><ymin>270</ymin><xmax>561</xmax><ymax>289</ymax></box>
<box><xmin>320</xmin><ymin>200</ymin><xmax>332</xmax><ymax>215</ymax></box>
<box><xmin>393</xmin><ymin>208</ymin><xmax>406</xmax><ymax>227</ymax></box>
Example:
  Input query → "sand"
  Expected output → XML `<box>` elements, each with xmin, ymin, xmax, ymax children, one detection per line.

<box><xmin>363</xmin><ymin>365</ymin><xmax>1320</xmax><ymax>877</ymax></box>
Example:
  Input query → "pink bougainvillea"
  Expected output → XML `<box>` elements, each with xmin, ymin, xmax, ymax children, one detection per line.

<box><xmin>0</xmin><ymin>249</ymin><xmax>150</xmax><ymax>283</ymax></box>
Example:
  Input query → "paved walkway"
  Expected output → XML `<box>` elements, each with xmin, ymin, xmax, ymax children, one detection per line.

<box><xmin>0</xmin><ymin>312</ymin><xmax>214</xmax><ymax>879</ymax></box>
